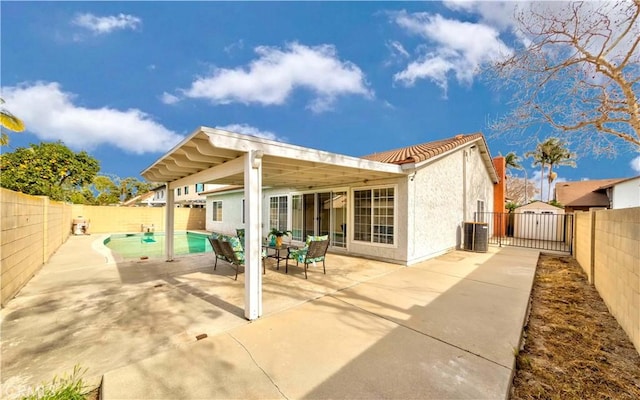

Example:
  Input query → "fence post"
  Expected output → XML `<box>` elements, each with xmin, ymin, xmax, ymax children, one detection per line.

<box><xmin>589</xmin><ymin>210</ymin><xmax>596</xmax><ymax>285</ymax></box>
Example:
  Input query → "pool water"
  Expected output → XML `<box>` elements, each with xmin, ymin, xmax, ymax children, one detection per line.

<box><xmin>104</xmin><ymin>232</ymin><xmax>212</xmax><ymax>259</ymax></box>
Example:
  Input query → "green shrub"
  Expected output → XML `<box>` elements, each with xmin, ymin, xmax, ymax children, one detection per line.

<box><xmin>21</xmin><ymin>365</ymin><xmax>90</xmax><ymax>400</ymax></box>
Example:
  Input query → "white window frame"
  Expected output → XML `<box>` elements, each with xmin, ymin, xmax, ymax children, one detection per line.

<box><xmin>212</xmin><ymin>200</ymin><xmax>223</xmax><ymax>222</ymax></box>
<box><xmin>269</xmin><ymin>195</ymin><xmax>288</xmax><ymax>231</ymax></box>
<box><xmin>352</xmin><ymin>185</ymin><xmax>396</xmax><ymax>246</ymax></box>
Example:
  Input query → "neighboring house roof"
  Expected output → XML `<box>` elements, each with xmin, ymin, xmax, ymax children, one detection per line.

<box><xmin>595</xmin><ymin>175</ymin><xmax>640</xmax><ymax>189</ymax></box>
<box><xmin>555</xmin><ymin>179</ymin><xmax>625</xmax><ymax>207</ymax></box>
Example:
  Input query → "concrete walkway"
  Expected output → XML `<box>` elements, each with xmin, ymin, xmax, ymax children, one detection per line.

<box><xmin>1</xmin><ymin>235</ymin><xmax>540</xmax><ymax>399</ymax></box>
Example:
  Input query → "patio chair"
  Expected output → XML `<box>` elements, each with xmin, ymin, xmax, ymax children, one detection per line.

<box><xmin>236</xmin><ymin>228</ymin><xmax>245</xmax><ymax>249</ymax></box>
<box><xmin>286</xmin><ymin>235</ymin><xmax>329</xmax><ymax>279</ymax></box>
<box><xmin>219</xmin><ymin>235</ymin><xmax>267</xmax><ymax>280</ymax></box>
<box><xmin>208</xmin><ymin>234</ymin><xmax>230</xmax><ymax>270</ymax></box>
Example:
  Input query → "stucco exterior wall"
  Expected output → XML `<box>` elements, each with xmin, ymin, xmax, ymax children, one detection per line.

<box><xmin>612</xmin><ymin>178</ymin><xmax>640</xmax><ymax>209</ymax></box>
<box><xmin>205</xmin><ymin>191</ymin><xmax>246</xmax><ymax>235</ymax></box>
<box><xmin>408</xmin><ymin>145</ymin><xmax>494</xmax><ymax>263</ymax></box>
<box><xmin>1</xmin><ymin>189</ymin><xmax>72</xmax><ymax>307</ymax></box>
<box><xmin>409</xmin><ymin>151</ymin><xmax>464</xmax><ymax>263</ymax></box>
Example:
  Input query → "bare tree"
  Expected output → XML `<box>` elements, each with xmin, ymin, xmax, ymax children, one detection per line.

<box><xmin>506</xmin><ymin>176</ymin><xmax>538</xmax><ymax>206</ymax></box>
<box><xmin>488</xmin><ymin>0</ymin><xmax>640</xmax><ymax>155</ymax></box>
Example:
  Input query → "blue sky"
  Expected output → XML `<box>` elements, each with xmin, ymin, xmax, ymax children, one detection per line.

<box><xmin>2</xmin><ymin>1</ymin><xmax>639</xmax><ymax>201</ymax></box>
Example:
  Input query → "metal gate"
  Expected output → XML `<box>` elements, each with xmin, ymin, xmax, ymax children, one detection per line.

<box><xmin>475</xmin><ymin>212</ymin><xmax>574</xmax><ymax>253</ymax></box>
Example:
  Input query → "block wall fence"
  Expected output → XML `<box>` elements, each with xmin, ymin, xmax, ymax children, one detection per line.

<box><xmin>574</xmin><ymin>208</ymin><xmax>640</xmax><ymax>354</ymax></box>
<box><xmin>1</xmin><ymin>188</ymin><xmax>206</xmax><ymax>306</ymax></box>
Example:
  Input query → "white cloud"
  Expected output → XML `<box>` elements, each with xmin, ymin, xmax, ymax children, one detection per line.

<box><xmin>1</xmin><ymin>82</ymin><xmax>182</xmax><ymax>154</ymax></box>
<box><xmin>391</xmin><ymin>11</ymin><xmax>512</xmax><ymax>95</ymax></box>
<box><xmin>72</xmin><ymin>13</ymin><xmax>141</xmax><ymax>34</ymax></box>
<box><xmin>443</xmin><ymin>0</ymin><xmax>519</xmax><ymax>31</ymax></box>
<box><xmin>160</xmin><ymin>92</ymin><xmax>180</xmax><ymax>105</ymax></box>
<box><xmin>182</xmin><ymin>42</ymin><xmax>372</xmax><ymax>113</ymax></box>
<box><xmin>216</xmin><ymin>123</ymin><xmax>285</xmax><ymax>142</ymax></box>
<box><xmin>631</xmin><ymin>155</ymin><xmax>640</xmax><ymax>173</ymax></box>
<box><xmin>387</xmin><ymin>40</ymin><xmax>410</xmax><ymax>58</ymax></box>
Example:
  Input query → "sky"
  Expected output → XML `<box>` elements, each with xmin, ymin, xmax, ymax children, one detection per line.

<box><xmin>2</xmin><ymin>1</ymin><xmax>639</xmax><ymax>201</ymax></box>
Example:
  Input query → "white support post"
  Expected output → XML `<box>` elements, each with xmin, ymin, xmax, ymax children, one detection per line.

<box><xmin>165</xmin><ymin>182</ymin><xmax>175</xmax><ymax>262</ymax></box>
<box><xmin>244</xmin><ymin>150</ymin><xmax>263</xmax><ymax>320</ymax></box>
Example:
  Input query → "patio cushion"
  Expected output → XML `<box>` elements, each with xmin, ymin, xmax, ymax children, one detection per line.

<box><xmin>291</xmin><ymin>235</ymin><xmax>328</xmax><ymax>263</ymax></box>
<box><xmin>223</xmin><ymin>235</ymin><xmax>245</xmax><ymax>264</ymax></box>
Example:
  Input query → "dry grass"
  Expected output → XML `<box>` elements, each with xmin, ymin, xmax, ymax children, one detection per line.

<box><xmin>511</xmin><ymin>253</ymin><xmax>640</xmax><ymax>399</ymax></box>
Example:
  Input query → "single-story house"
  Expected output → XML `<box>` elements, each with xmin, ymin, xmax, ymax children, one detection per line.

<box><xmin>598</xmin><ymin>175</ymin><xmax>640</xmax><ymax>209</ymax></box>
<box><xmin>554</xmin><ymin>178</ymin><xmax>627</xmax><ymax>212</ymax></box>
<box><xmin>141</xmin><ymin>126</ymin><xmax>502</xmax><ymax>320</ymax></box>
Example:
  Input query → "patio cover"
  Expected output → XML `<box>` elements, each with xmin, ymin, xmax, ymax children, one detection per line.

<box><xmin>141</xmin><ymin>126</ymin><xmax>406</xmax><ymax>320</ymax></box>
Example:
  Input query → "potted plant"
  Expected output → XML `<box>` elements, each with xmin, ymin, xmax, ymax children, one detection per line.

<box><xmin>268</xmin><ymin>228</ymin><xmax>291</xmax><ymax>247</ymax></box>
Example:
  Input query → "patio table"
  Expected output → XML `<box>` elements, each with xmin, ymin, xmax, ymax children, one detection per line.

<box><xmin>263</xmin><ymin>244</ymin><xmax>297</xmax><ymax>270</ymax></box>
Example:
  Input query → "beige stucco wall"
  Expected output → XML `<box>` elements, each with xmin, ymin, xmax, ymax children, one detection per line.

<box><xmin>1</xmin><ymin>189</ymin><xmax>72</xmax><ymax>307</ymax></box>
<box><xmin>574</xmin><ymin>207</ymin><xmax>639</xmax><ymax>353</ymax></box>
<box><xmin>71</xmin><ymin>205</ymin><xmax>206</xmax><ymax>233</ymax></box>
<box><xmin>1</xmin><ymin>190</ymin><xmax>206</xmax><ymax>307</ymax></box>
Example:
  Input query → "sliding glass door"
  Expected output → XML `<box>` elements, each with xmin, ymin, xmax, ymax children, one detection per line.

<box><xmin>292</xmin><ymin>191</ymin><xmax>347</xmax><ymax>248</ymax></box>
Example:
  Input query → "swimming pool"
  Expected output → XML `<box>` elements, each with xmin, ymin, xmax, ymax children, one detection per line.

<box><xmin>104</xmin><ymin>232</ymin><xmax>212</xmax><ymax>259</ymax></box>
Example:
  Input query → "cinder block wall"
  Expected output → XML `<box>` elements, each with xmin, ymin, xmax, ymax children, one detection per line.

<box><xmin>574</xmin><ymin>211</ymin><xmax>593</xmax><ymax>281</ymax></box>
<box><xmin>70</xmin><ymin>205</ymin><xmax>206</xmax><ymax>233</ymax></box>
<box><xmin>592</xmin><ymin>208</ymin><xmax>640</xmax><ymax>353</ymax></box>
<box><xmin>2</xmin><ymin>189</ymin><xmax>207</xmax><ymax>307</ymax></box>
<box><xmin>1</xmin><ymin>189</ymin><xmax>72</xmax><ymax>307</ymax></box>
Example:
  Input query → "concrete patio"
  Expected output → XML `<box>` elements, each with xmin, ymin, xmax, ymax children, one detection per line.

<box><xmin>1</xmin><ymin>234</ymin><xmax>541</xmax><ymax>399</ymax></box>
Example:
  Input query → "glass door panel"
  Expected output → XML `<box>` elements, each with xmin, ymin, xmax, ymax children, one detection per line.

<box><xmin>330</xmin><ymin>191</ymin><xmax>347</xmax><ymax>248</ymax></box>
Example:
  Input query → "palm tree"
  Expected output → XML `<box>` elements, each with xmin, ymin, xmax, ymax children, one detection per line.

<box><xmin>0</xmin><ymin>98</ymin><xmax>25</xmax><ymax>146</ymax></box>
<box><xmin>545</xmin><ymin>139</ymin><xmax>577</xmax><ymax>201</ymax></box>
<box><xmin>504</xmin><ymin>152</ymin><xmax>523</xmax><ymax>174</ymax></box>
<box><xmin>525</xmin><ymin>140</ymin><xmax>552</xmax><ymax>200</ymax></box>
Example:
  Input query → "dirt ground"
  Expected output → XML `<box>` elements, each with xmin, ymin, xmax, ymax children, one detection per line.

<box><xmin>510</xmin><ymin>253</ymin><xmax>640</xmax><ymax>399</ymax></box>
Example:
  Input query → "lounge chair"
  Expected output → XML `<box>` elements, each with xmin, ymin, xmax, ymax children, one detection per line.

<box><xmin>286</xmin><ymin>235</ymin><xmax>329</xmax><ymax>279</ymax></box>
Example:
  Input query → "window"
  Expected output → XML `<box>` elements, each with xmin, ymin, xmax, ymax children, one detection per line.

<box><xmin>195</xmin><ymin>183</ymin><xmax>204</xmax><ymax>193</ymax></box>
<box><xmin>241</xmin><ymin>199</ymin><xmax>245</xmax><ymax>224</ymax></box>
<box><xmin>353</xmin><ymin>187</ymin><xmax>394</xmax><ymax>245</ymax></box>
<box><xmin>184</xmin><ymin>186</ymin><xmax>189</xmax><ymax>195</ymax></box>
<box><xmin>269</xmin><ymin>196</ymin><xmax>288</xmax><ymax>231</ymax></box>
<box><xmin>212</xmin><ymin>201</ymin><xmax>223</xmax><ymax>221</ymax></box>
<box><xmin>177</xmin><ymin>188</ymin><xmax>181</xmax><ymax>196</ymax></box>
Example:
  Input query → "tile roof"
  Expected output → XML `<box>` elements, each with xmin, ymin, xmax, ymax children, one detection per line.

<box><xmin>361</xmin><ymin>133</ymin><xmax>485</xmax><ymax>165</ymax></box>
<box><xmin>555</xmin><ymin>178</ymin><xmax>625</xmax><ymax>207</ymax></box>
